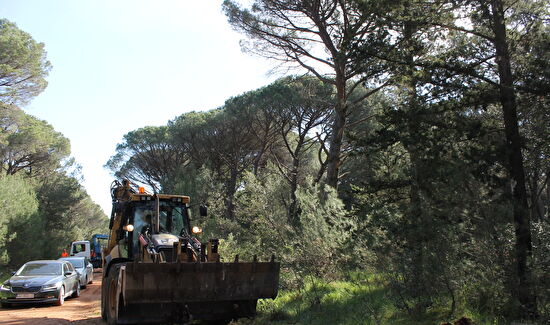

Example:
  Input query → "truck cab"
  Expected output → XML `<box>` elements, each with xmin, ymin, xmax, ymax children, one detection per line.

<box><xmin>70</xmin><ymin>240</ymin><xmax>91</xmax><ymax>259</ymax></box>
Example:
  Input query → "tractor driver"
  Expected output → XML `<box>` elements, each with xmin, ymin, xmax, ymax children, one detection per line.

<box><xmin>138</xmin><ymin>213</ymin><xmax>153</xmax><ymax>235</ymax></box>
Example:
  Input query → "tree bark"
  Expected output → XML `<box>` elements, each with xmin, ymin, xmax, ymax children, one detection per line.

<box><xmin>225</xmin><ymin>166</ymin><xmax>238</xmax><ymax>220</ymax></box>
<box><xmin>489</xmin><ymin>0</ymin><xmax>537</xmax><ymax>317</ymax></box>
<box><xmin>326</xmin><ymin>74</ymin><xmax>347</xmax><ymax>189</ymax></box>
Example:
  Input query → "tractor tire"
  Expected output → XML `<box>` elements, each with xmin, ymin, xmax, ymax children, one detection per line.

<box><xmin>101</xmin><ymin>266</ymin><xmax>115</xmax><ymax>321</ymax></box>
<box><xmin>101</xmin><ymin>274</ymin><xmax>107</xmax><ymax>321</ymax></box>
<box><xmin>105</xmin><ymin>265</ymin><xmax>121</xmax><ymax>325</ymax></box>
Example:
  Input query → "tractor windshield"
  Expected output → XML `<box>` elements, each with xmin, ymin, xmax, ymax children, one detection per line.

<box><xmin>131</xmin><ymin>200</ymin><xmax>189</xmax><ymax>251</ymax></box>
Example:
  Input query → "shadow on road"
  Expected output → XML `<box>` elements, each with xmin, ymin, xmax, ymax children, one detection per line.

<box><xmin>0</xmin><ymin>317</ymin><xmax>105</xmax><ymax>325</ymax></box>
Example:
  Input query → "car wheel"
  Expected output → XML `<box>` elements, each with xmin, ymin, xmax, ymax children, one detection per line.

<box><xmin>89</xmin><ymin>273</ymin><xmax>93</xmax><ymax>284</ymax></box>
<box><xmin>55</xmin><ymin>286</ymin><xmax>65</xmax><ymax>306</ymax></box>
<box><xmin>72</xmin><ymin>282</ymin><xmax>81</xmax><ymax>298</ymax></box>
<box><xmin>81</xmin><ymin>277</ymin><xmax>87</xmax><ymax>289</ymax></box>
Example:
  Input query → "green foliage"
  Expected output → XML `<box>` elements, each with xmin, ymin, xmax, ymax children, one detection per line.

<box><xmin>231</xmin><ymin>272</ymin><xmax>513</xmax><ymax>325</ymax></box>
<box><xmin>196</xmin><ymin>168</ymin><xmax>357</xmax><ymax>289</ymax></box>
<box><xmin>0</xmin><ymin>107</ymin><xmax>108</xmax><ymax>268</ymax></box>
<box><xmin>0</xmin><ymin>19</ymin><xmax>108</xmax><ymax>269</ymax></box>
<box><xmin>31</xmin><ymin>171</ymin><xmax>108</xmax><ymax>261</ymax></box>
<box><xmin>3</xmin><ymin>171</ymin><xmax>109</xmax><ymax>267</ymax></box>
<box><xmin>0</xmin><ymin>174</ymin><xmax>38</xmax><ymax>264</ymax></box>
<box><xmin>0</xmin><ymin>19</ymin><xmax>51</xmax><ymax>106</ymax></box>
<box><xmin>105</xmin><ymin>125</ymin><xmax>183</xmax><ymax>191</ymax></box>
<box><xmin>101</xmin><ymin>1</ymin><xmax>550</xmax><ymax>319</ymax></box>
<box><xmin>0</xmin><ymin>106</ymin><xmax>70</xmax><ymax>176</ymax></box>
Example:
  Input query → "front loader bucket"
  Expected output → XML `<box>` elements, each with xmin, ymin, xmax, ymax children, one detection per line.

<box><xmin>112</xmin><ymin>260</ymin><xmax>280</xmax><ymax>323</ymax></box>
<box><xmin>123</xmin><ymin>261</ymin><xmax>280</xmax><ymax>304</ymax></box>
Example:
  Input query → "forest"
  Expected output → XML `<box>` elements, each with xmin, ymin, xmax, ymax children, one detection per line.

<box><xmin>106</xmin><ymin>0</ymin><xmax>549</xmax><ymax>324</ymax></box>
<box><xmin>0</xmin><ymin>19</ymin><xmax>108</xmax><ymax>269</ymax></box>
<box><xmin>0</xmin><ymin>0</ymin><xmax>549</xmax><ymax>324</ymax></box>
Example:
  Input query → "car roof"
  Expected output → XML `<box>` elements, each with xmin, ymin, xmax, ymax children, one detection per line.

<box><xmin>58</xmin><ymin>257</ymin><xmax>86</xmax><ymax>261</ymax></box>
<box><xmin>25</xmin><ymin>260</ymin><xmax>64</xmax><ymax>264</ymax></box>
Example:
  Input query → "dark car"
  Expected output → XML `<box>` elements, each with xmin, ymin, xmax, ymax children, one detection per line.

<box><xmin>0</xmin><ymin>260</ymin><xmax>80</xmax><ymax>307</ymax></box>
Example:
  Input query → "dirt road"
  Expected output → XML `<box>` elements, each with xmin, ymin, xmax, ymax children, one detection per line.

<box><xmin>0</xmin><ymin>272</ymin><xmax>104</xmax><ymax>325</ymax></box>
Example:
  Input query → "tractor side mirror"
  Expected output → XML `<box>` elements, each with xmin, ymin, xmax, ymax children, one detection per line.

<box><xmin>199</xmin><ymin>205</ymin><xmax>208</xmax><ymax>217</ymax></box>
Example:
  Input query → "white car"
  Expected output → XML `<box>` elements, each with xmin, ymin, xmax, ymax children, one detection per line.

<box><xmin>58</xmin><ymin>257</ymin><xmax>93</xmax><ymax>288</ymax></box>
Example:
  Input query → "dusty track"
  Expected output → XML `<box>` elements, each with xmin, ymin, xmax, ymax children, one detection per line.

<box><xmin>0</xmin><ymin>271</ymin><xmax>105</xmax><ymax>325</ymax></box>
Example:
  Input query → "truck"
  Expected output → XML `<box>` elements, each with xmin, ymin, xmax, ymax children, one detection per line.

<box><xmin>69</xmin><ymin>235</ymin><xmax>108</xmax><ymax>268</ymax></box>
<box><xmin>90</xmin><ymin>234</ymin><xmax>108</xmax><ymax>268</ymax></box>
<box><xmin>70</xmin><ymin>240</ymin><xmax>91</xmax><ymax>258</ymax></box>
<box><xmin>101</xmin><ymin>180</ymin><xmax>280</xmax><ymax>324</ymax></box>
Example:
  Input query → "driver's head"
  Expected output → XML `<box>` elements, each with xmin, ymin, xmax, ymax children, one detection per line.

<box><xmin>144</xmin><ymin>214</ymin><xmax>152</xmax><ymax>224</ymax></box>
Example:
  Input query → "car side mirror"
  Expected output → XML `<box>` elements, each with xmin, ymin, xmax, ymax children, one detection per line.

<box><xmin>11</xmin><ymin>272</ymin><xmax>15</xmax><ymax>276</ymax></box>
<box><xmin>199</xmin><ymin>205</ymin><xmax>208</xmax><ymax>217</ymax></box>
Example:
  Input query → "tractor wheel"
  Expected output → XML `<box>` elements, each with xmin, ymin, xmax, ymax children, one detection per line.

<box><xmin>101</xmin><ymin>274</ymin><xmax>107</xmax><ymax>320</ymax></box>
<box><xmin>105</xmin><ymin>265</ymin><xmax>121</xmax><ymax>325</ymax></box>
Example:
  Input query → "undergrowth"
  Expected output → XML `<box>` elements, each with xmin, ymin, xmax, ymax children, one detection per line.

<box><xmin>230</xmin><ymin>272</ymin><xmax>529</xmax><ymax>325</ymax></box>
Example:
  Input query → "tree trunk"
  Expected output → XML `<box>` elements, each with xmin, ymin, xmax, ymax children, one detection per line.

<box><xmin>289</xmin><ymin>141</ymin><xmax>302</xmax><ymax>226</ymax></box>
<box><xmin>489</xmin><ymin>0</ymin><xmax>537</xmax><ymax>317</ymax></box>
<box><xmin>225</xmin><ymin>167</ymin><xmax>238</xmax><ymax>220</ymax></box>
<box><xmin>403</xmin><ymin>18</ymin><xmax>429</xmax><ymax>311</ymax></box>
<box><xmin>326</xmin><ymin>75</ymin><xmax>347</xmax><ymax>189</ymax></box>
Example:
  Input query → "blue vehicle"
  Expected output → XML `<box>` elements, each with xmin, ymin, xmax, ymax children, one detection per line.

<box><xmin>90</xmin><ymin>234</ymin><xmax>108</xmax><ymax>268</ymax></box>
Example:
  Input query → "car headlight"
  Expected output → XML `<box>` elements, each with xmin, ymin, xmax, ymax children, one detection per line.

<box><xmin>41</xmin><ymin>283</ymin><xmax>58</xmax><ymax>291</ymax></box>
<box><xmin>0</xmin><ymin>282</ymin><xmax>10</xmax><ymax>290</ymax></box>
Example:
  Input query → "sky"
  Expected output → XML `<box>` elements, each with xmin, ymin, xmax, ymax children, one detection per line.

<box><xmin>0</xmin><ymin>0</ymin><xmax>277</xmax><ymax>214</ymax></box>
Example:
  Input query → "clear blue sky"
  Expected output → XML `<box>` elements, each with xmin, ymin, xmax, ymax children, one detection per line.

<box><xmin>0</xmin><ymin>0</ymin><xmax>276</xmax><ymax>214</ymax></box>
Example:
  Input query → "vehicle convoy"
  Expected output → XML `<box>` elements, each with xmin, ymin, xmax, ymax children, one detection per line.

<box><xmin>0</xmin><ymin>260</ymin><xmax>80</xmax><ymax>307</ymax></box>
<box><xmin>101</xmin><ymin>180</ymin><xmax>280</xmax><ymax>324</ymax></box>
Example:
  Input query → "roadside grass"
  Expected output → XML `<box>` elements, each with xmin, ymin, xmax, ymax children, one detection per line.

<box><xmin>0</xmin><ymin>266</ymin><xmax>10</xmax><ymax>283</ymax></box>
<box><xmin>231</xmin><ymin>272</ymin><xmax>512</xmax><ymax>325</ymax></box>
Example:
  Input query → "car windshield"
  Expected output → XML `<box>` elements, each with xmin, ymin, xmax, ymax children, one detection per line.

<box><xmin>66</xmin><ymin>259</ymin><xmax>84</xmax><ymax>268</ymax></box>
<box><xmin>16</xmin><ymin>263</ymin><xmax>61</xmax><ymax>276</ymax></box>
